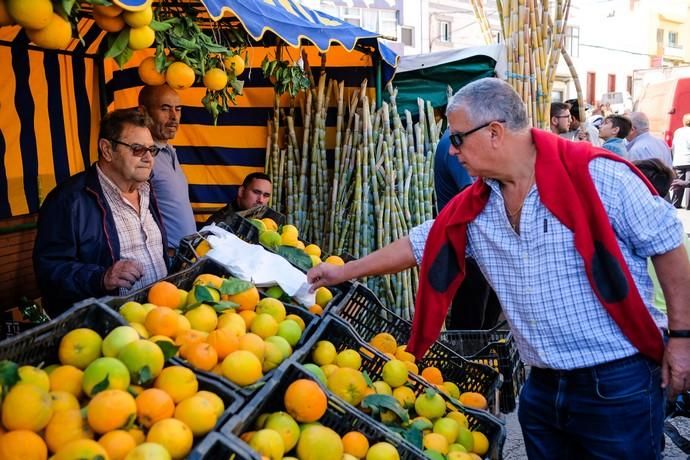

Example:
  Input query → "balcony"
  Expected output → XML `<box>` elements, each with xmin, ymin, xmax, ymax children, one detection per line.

<box><xmin>664</xmin><ymin>45</ymin><xmax>685</xmax><ymax>59</ymax></box>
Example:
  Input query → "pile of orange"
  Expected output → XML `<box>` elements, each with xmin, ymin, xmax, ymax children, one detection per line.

<box><xmin>0</xmin><ymin>325</ymin><xmax>227</xmax><ymax>459</ymax></box>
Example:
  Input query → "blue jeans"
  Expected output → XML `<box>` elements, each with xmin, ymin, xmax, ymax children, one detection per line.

<box><xmin>518</xmin><ymin>354</ymin><xmax>664</xmax><ymax>459</ymax></box>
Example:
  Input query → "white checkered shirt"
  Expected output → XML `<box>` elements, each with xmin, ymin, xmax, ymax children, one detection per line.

<box><xmin>97</xmin><ymin>165</ymin><xmax>168</xmax><ymax>295</ymax></box>
<box><xmin>410</xmin><ymin>158</ymin><xmax>683</xmax><ymax>369</ymax></box>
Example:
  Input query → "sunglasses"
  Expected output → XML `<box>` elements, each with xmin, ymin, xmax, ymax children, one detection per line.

<box><xmin>108</xmin><ymin>139</ymin><xmax>160</xmax><ymax>157</ymax></box>
<box><xmin>449</xmin><ymin>120</ymin><xmax>505</xmax><ymax>148</ymax></box>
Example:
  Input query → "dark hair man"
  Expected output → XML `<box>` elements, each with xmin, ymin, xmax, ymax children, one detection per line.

<box><xmin>233</xmin><ymin>172</ymin><xmax>272</xmax><ymax>211</ymax></box>
<box><xmin>34</xmin><ymin>109</ymin><xmax>168</xmax><ymax>316</ymax></box>
<box><xmin>598</xmin><ymin>115</ymin><xmax>632</xmax><ymax>157</ymax></box>
<box><xmin>549</xmin><ymin>102</ymin><xmax>571</xmax><ymax>135</ymax></box>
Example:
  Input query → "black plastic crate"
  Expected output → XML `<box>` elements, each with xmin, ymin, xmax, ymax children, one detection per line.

<box><xmin>441</xmin><ymin>321</ymin><xmax>526</xmax><ymax>413</ymax></box>
<box><xmin>298</xmin><ymin>316</ymin><xmax>505</xmax><ymax>459</ymax></box>
<box><xmin>332</xmin><ymin>283</ymin><xmax>502</xmax><ymax>412</ymax></box>
<box><xmin>188</xmin><ymin>432</ymin><xmax>260</xmax><ymax>460</ymax></box>
<box><xmin>236</xmin><ymin>205</ymin><xmax>286</xmax><ymax>226</ymax></box>
<box><xmin>0</xmin><ymin>298</ymin><xmax>125</xmax><ymax>363</ymax></box>
<box><xmin>222</xmin><ymin>362</ymin><xmax>427</xmax><ymax>460</ymax></box>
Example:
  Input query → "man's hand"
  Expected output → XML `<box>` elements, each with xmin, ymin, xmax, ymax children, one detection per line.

<box><xmin>103</xmin><ymin>260</ymin><xmax>143</xmax><ymax>291</ymax></box>
<box><xmin>671</xmin><ymin>178</ymin><xmax>690</xmax><ymax>190</ymax></box>
<box><xmin>307</xmin><ymin>263</ymin><xmax>348</xmax><ymax>292</ymax></box>
<box><xmin>662</xmin><ymin>338</ymin><xmax>690</xmax><ymax>398</ymax></box>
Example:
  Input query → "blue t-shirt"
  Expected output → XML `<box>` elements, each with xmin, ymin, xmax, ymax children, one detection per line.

<box><xmin>434</xmin><ymin>130</ymin><xmax>472</xmax><ymax>212</ymax></box>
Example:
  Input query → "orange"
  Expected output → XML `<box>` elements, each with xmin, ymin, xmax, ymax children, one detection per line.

<box><xmin>203</xmin><ymin>68</ymin><xmax>228</xmax><ymax>91</ymax></box>
<box><xmin>312</xmin><ymin>340</ymin><xmax>337</xmax><ymax>366</ymax></box>
<box><xmin>185</xmin><ymin>342</ymin><xmax>218</xmax><ymax>371</ymax></box>
<box><xmin>128</xmin><ymin>25</ymin><xmax>155</xmax><ymax>50</ymax></box>
<box><xmin>48</xmin><ymin>356</ymin><xmax>88</xmax><ymax>393</ymax></box>
<box><xmin>223</xmin><ymin>54</ymin><xmax>246</xmax><ymax>76</ymax></box>
<box><xmin>123</xmin><ymin>5</ymin><xmax>152</xmax><ymax>27</ymax></box>
<box><xmin>285</xmin><ymin>313</ymin><xmax>305</xmax><ymax>330</ymax></box>
<box><xmin>99</xmin><ymin>430</ymin><xmax>137</xmax><ymax>460</ymax></box>
<box><xmin>117</xmin><ymin>339</ymin><xmax>165</xmax><ymax>382</ymax></box>
<box><xmin>0</xmin><ymin>429</ymin><xmax>48</xmax><ymax>459</ymax></box>
<box><xmin>58</xmin><ymin>328</ymin><xmax>103</xmax><ymax>369</ymax></box>
<box><xmin>86</xmin><ymin>389</ymin><xmax>137</xmax><ymax>434</ymax></box>
<box><xmin>327</xmin><ymin>368</ymin><xmax>368</xmax><ymax>406</ymax></box>
<box><xmin>148</xmin><ymin>281</ymin><xmax>180</xmax><ymax>308</ymax></box>
<box><xmin>124</xmin><ymin>442</ymin><xmax>171</xmax><ymax>459</ymax></box>
<box><xmin>144</xmin><ymin>306</ymin><xmax>180</xmax><ymax>337</ymax></box>
<box><xmin>255</xmin><ymin>297</ymin><xmax>286</xmax><ymax>322</ymax></box>
<box><xmin>44</xmin><ymin>408</ymin><xmax>93</xmax><ymax>453</ymax></box>
<box><xmin>404</xmin><ymin>360</ymin><xmax>419</xmax><ymax>374</ymax></box>
<box><xmin>135</xmin><ymin>388</ymin><xmax>175</xmax><ymax>428</ymax></box>
<box><xmin>193</xmin><ymin>273</ymin><xmax>224</xmax><ymax>289</ymax></box>
<box><xmin>18</xmin><ymin>365</ymin><xmax>50</xmax><ymax>391</ymax></box>
<box><xmin>314</xmin><ymin>287</ymin><xmax>333</xmax><ymax>308</ymax></box>
<box><xmin>370</xmin><ymin>333</ymin><xmax>398</xmax><ymax>354</ymax></box>
<box><xmin>263</xmin><ymin>411</ymin><xmax>300</xmax><ymax>451</ymax></box>
<box><xmin>26</xmin><ymin>13</ymin><xmax>72</xmax><ymax>50</ymax></box>
<box><xmin>174</xmin><ymin>394</ymin><xmax>218</xmax><ymax>436</ymax></box>
<box><xmin>458</xmin><ymin>392</ymin><xmax>488</xmax><ymax>410</ymax></box>
<box><xmin>82</xmin><ymin>356</ymin><xmax>131</xmax><ymax>396</ymax></box>
<box><xmin>284</xmin><ymin>379</ymin><xmax>327</xmax><ymax>422</ymax></box>
<box><xmin>248</xmin><ymin>429</ymin><xmax>284</xmax><ymax>460</ymax></box>
<box><xmin>93</xmin><ymin>4</ymin><xmax>122</xmax><ymax>16</ymax></box>
<box><xmin>238</xmin><ymin>332</ymin><xmax>265</xmax><ymax>361</ymax></box>
<box><xmin>175</xmin><ymin>329</ymin><xmax>208</xmax><ymax>350</ymax></box>
<box><xmin>206</xmin><ymin>328</ymin><xmax>239</xmax><ymax>359</ymax></box>
<box><xmin>165</xmin><ymin>61</ymin><xmax>195</xmax><ymax>90</ymax></box>
<box><xmin>222</xmin><ymin>350</ymin><xmax>263</xmax><ymax>387</ymax></box>
<box><xmin>342</xmin><ymin>431</ymin><xmax>369</xmax><ymax>458</ymax></box>
<box><xmin>414</xmin><ymin>391</ymin><xmax>447</xmax><ymax>420</ymax></box>
<box><xmin>154</xmin><ymin>366</ymin><xmax>198</xmax><ymax>403</ymax></box>
<box><xmin>184</xmin><ymin>304</ymin><xmax>218</xmax><ymax>332</ymax></box>
<box><xmin>6</xmin><ymin>0</ymin><xmax>53</xmax><ymax>29</ymax></box>
<box><xmin>471</xmin><ymin>431</ymin><xmax>489</xmax><ymax>455</ymax></box>
<box><xmin>52</xmin><ymin>439</ymin><xmax>109</xmax><ymax>460</ymax></box>
<box><xmin>2</xmin><ymin>383</ymin><xmax>53</xmax><ymax>432</ymax></box>
<box><xmin>421</xmin><ymin>366</ymin><xmax>444</xmax><ymax>385</ymax></box>
<box><xmin>238</xmin><ymin>310</ymin><xmax>256</xmax><ymax>328</ymax></box>
<box><xmin>128</xmin><ymin>427</ymin><xmax>146</xmax><ymax>445</ymax></box>
<box><xmin>367</xmin><ymin>442</ymin><xmax>400</xmax><ymax>460</ymax></box>
<box><xmin>223</xmin><ymin>286</ymin><xmax>260</xmax><ymax>311</ymax></box>
<box><xmin>335</xmin><ymin>349</ymin><xmax>362</xmax><ymax>369</ymax></box>
<box><xmin>217</xmin><ymin>311</ymin><xmax>247</xmax><ymax>335</ymax></box>
<box><xmin>196</xmin><ymin>390</ymin><xmax>225</xmax><ymax>418</ymax></box>
<box><xmin>49</xmin><ymin>391</ymin><xmax>80</xmax><ymax>413</ymax></box>
<box><xmin>424</xmin><ymin>432</ymin><xmax>449</xmax><ymax>455</ymax></box>
<box><xmin>381</xmin><ymin>359</ymin><xmax>408</xmax><ymax>388</ymax></box>
<box><xmin>297</xmin><ymin>425</ymin><xmax>343</xmax><ymax>460</ymax></box>
<box><xmin>250</xmin><ymin>313</ymin><xmax>279</xmax><ymax>339</ymax></box>
<box><xmin>324</xmin><ymin>255</ymin><xmax>345</xmax><ymax>266</ymax></box>
<box><xmin>93</xmin><ymin>11</ymin><xmax>125</xmax><ymax>32</ymax></box>
<box><xmin>146</xmin><ymin>418</ymin><xmax>193</xmax><ymax>459</ymax></box>
<box><xmin>392</xmin><ymin>386</ymin><xmax>416</xmax><ymax>409</ymax></box>
<box><xmin>308</xmin><ymin>304</ymin><xmax>324</xmax><ymax>315</ymax></box>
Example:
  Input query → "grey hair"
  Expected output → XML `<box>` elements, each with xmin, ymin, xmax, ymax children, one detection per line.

<box><xmin>628</xmin><ymin>112</ymin><xmax>650</xmax><ymax>131</ymax></box>
<box><xmin>446</xmin><ymin>78</ymin><xmax>529</xmax><ymax>130</ymax></box>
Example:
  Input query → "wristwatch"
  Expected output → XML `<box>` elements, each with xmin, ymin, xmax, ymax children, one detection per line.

<box><xmin>667</xmin><ymin>329</ymin><xmax>690</xmax><ymax>338</ymax></box>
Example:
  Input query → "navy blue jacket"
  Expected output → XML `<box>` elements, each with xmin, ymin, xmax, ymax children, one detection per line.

<box><xmin>434</xmin><ymin>130</ymin><xmax>472</xmax><ymax>212</ymax></box>
<box><xmin>33</xmin><ymin>164</ymin><xmax>169</xmax><ymax>316</ymax></box>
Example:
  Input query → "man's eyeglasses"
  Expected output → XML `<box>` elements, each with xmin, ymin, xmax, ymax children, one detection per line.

<box><xmin>108</xmin><ymin>139</ymin><xmax>160</xmax><ymax>157</ymax></box>
<box><xmin>554</xmin><ymin>114</ymin><xmax>572</xmax><ymax>119</ymax></box>
<box><xmin>449</xmin><ymin>120</ymin><xmax>505</xmax><ymax>148</ymax></box>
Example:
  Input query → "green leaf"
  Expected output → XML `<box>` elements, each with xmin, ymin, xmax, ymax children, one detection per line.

<box><xmin>88</xmin><ymin>0</ymin><xmax>113</xmax><ymax>5</ymax></box>
<box><xmin>121</xmin><ymin>413</ymin><xmax>137</xmax><ymax>431</ymax></box>
<box><xmin>105</xmin><ymin>29</ymin><xmax>130</xmax><ymax>59</ymax></box>
<box><xmin>230</xmin><ymin>79</ymin><xmax>244</xmax><ymax>94</ymax></box>
<box><xmin>213</xmin><ymin>301</ymin><xmax>238</xmax><ymax>313</ymax></box>
<box><xmin>402</xmin><ymin>427</ymin><xmax>424</xmax><ymax>448</ymax></box>
<box><xmin>90</xmin><ymin>374</ymin><xmax>110</xmax><ymax>396</ymax></box>
<box><xmin>135</xmin><ymin>365</ymin><xmax>153</xmax><ymax>385</ymax></box>
<box><xmin>193</xmin><ymin>285</ymin><xmax>214</xmax><ymax>303</ymax></box>
<box><xmin>149</xmin><ymin>19</ymin><xmax>172</xmax><ymax>32</ymax></box>
<box><xmin>219</xmin><ymin>277</ymin><xmax>254</xmax><ymax>296</ymax></box>
<box><xmin>277</xmin><ymin>246</ymin><xmax>313</xmax><ymax>272</ymax></box>
<box><xmin>410</xmin><ymin>417</ymin><xmax>433</xmax><ymax>431</ymax></box>
<box><xmin>361</xmin><ymin>394</ymin><xmax>410</xmax><ymax>424</ymax></box>
<box><xmin>362</xmin><ymin>370</ymin><xmax>374</xmax><ymax>387</ymax></box>
<box><xmin>0</xmin><ymin>360</ymin><xmax>20</xmax><ymax>397</ymax></box>
<box><xmin>155</xmin><ymin>341</ymin><xmax>180</xmax><ymax>362</ymax></box>
<box><xmin>114</xmin><ymin>47</ymin><xmax>133</xmax><ymax>69</ymax></box>
<box><xmin>204</xmin><ymin>42</ymin><xmax>230</xmax><ymax>53</ymax></box>
<box><xmin>243</xmin><ymin>381</ymin><xmax>266</xmax><ymax>391</ymax></box>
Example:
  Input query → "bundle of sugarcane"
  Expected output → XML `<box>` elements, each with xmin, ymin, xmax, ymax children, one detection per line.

<box><xmin>265</xmin><ymin>77</ymin><xmax>441</xmax><ymax>320</ymax></box>
<box><xmin>489</xmin><ymin>0</ymin><xmax>571</xmax><ymax>128</ymax></box>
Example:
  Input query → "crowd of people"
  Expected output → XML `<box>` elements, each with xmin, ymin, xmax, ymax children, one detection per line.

<box><xmin>31</xmin><ymin>76</ymin><xmax>690</xmax><ymax>459</ymax></box>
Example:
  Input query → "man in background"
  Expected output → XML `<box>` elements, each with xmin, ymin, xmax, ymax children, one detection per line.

<box><xmin>671</xmin><ymin>113</ymin><xmax>690</xmax><ymax>209</ymax></box>
<box><xmin>626</xmin><ymin>111</ymin><xmax>673</xmax><ymax>167</ymax></box>
<box><xmin>139</xmin><ymin>84</ymin><xmax>196</xmax><ymax>250</ymax></box>
<box><xmin>549</xmin><ymin>102</ymin><xmax>571</xmax><ymax>135</ymax></box>
<box><xmin>232</xmin><ymin>172</ymin><xmax>273</xmax><ymax>212</ymax></box>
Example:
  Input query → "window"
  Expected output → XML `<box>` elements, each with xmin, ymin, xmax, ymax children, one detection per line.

<box><xmin>608</xmin><ymin>74</ymin><xmax>616</xmax><ymax>92</ymax></box>
<box><xmin>362</xmin><ymin>9</ymin><xmax>378</xmax><ymax>33</ymax></box>
<box><xmin>669</xmin><ymin>31</ymin><xmax>679</xmax><ymax>48</ymax></box>
<box><xmin>343</xmin><ymin>7</ymin><xmax>361</xmax><ymax>27</ymax></box>
<box><xmin>379</xmin><ymin>10</ymin><xmax>397</xmax><ymax>39</ymax></box>
<box><xmin>439</xmin><ymin>20</ymin><xmax>451</xmax><ymax>42</ymax></box>
<box><xmin>657</xmin><ymin>28</ymin><xmax>664</xmax><ymax>45</ymax></box>
<box><xmin>626</xmin><ymin>76</ymin><xmax>633</xmax><ymax>94</ymax></box>
<box><xmin>565</xmin><ymin>26</ymin><xmax>579</xmax><ymax>57</ymax></box>
<box><xmin>401</xmin><ymin>26</ymin><xmax>414</xmax><ymax>46</ymax></box>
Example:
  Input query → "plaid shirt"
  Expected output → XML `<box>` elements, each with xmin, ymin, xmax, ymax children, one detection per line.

<box><xmin>410</xmin><ymin>158</ymin><xmax>682</xmax><ymax>369</ymax></box>
<box><xmin>97</xmin><ymin>165</ymin><xmax>168</xmax><ymax>295</ymax></box>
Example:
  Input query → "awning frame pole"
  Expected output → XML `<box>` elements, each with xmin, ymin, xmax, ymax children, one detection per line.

<box><xmin>376</xmin><ymin>56</ymin><xmax>382</xmax><ymax>108</ymax></box>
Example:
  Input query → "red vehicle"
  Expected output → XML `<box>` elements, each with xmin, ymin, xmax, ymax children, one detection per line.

<box><xmin>635</xmin><ymin>77</ymin><xmax>690</xmax><ymax>147</ymax></box>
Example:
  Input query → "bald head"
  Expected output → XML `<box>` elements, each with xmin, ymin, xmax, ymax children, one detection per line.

<box><xmin>138</xmin><ymin>84</ymin><xmax>181</xmax><ymax>143</ymax></box>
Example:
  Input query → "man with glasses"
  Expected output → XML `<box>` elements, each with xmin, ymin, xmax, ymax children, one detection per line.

<box><xmin>139</xmin><ymin>84</ymin><xmax>196</xmax><ymax>250</ymax></box>
<box><xmin>308</xmin><ymin>77</ymin><xmax>690</xmax><ymax>459</ymax></box>
<box><xmin>549</xmin><ymin>101</ymin><xmax>571</xmax><ymax>134</ymax></box>
<box><xmin>34</xmin><ymin>109</ymin><xmax>169</xmax><ymax>316</ymax></box>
